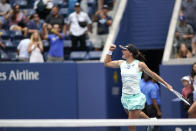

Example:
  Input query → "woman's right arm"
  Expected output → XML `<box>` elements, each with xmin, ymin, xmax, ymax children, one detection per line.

<box><xmin>104</xmin><ymin>44</ymin><xmax>122</xmax><ymax>68</ymax></box>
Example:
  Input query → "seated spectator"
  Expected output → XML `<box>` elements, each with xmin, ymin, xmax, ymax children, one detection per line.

<box><xmin>34</xmin><ymin>0</ymin><xmax>53</xmax><ymax>19</ymax></box>
<box><xmin>43</xmin><ymin>23</ymin><xmax>65</xmax><ymax>62</ymax></box>
<box><xmin>5</xmin><ymin>4</ymin><xmax>28</xmax><ymax>37</ymax></box>
<box><xmin>176</xmin><ymin>43</ymin><xmax>192</xmax><ymax>58</ymax></box>
<box><xmin>94</xmin><ymin>5</ymin><xmax>112</xmax><ymax>50</ymax></box>
<box><xmin>175</xmin><ymin>16</ymin><xmax>194</xmax><ymax>50</ymax></box>
<box><xmin>45</xmin><ymin>5</ymin><xmax>66</xmax><ymax>34</ymax></box>
<box><xmin>0</xmin><ymin>0</ymin><xmax>11</xmax><ymax>16</ymax></box>
<box><xmin>28</xmin><ymin>31</ymin><xmax>44</xmax><ymax>63</ymax></box>
<box><xmin>68</xmin><ymin>2</ymin><xmax>92</xmax><ymax>51</ymax></box>
<box><xmin>17</xmin><ymin>38</ymin><xmax>31</xmax><ymax>62</ymax></box>
<box><xmin>181</xmin><ymin>0</ymin><xmax>196</xmax><ymax>31</ymax></box>
<box><xmin>28</xmin><ymin>13</ymin><xmax>43</xmax><ymax>35</ymax></box>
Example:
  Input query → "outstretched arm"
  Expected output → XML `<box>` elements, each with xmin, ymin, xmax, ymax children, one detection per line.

<box><xmin>104</xmin><ymin>44</ymin><xmax>123</xmax><ymax>68</ymax></box>
<box><xmin>139</xmin><ymin>62</ymin><xmax>173</xmax><ymax>90</ymax></box>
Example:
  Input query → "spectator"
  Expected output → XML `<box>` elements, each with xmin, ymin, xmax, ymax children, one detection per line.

<box><xmin>34</xmin><ymin>0</ymin><xmax>53</xmax><ymax>19</ymax></box>
<box><xmin>100</xmin><ymin>0</ymin><xmax>116</xmax><ymax>10</ymax></box>
<box><xmin>43</xmin><ymin>23</ymin><xmax>65</xmax><ymax>62</ymax></box>
<box><xmin>68</xmin><ymin>2</ymin><xmax>92</xmax><ymax>51</ymax></box>
<box><xmin>181</xmin><ymin>76</ymin><xmax>193</xmax><ymax>99</ymax></box>
<box><xmin>187</xmin><ymin>63</ymin><xmax>196</xmax><ymax>118</ymax></box>
<box><xmin>94</xmin><ymin>5</ymin><xmax>112</xmax><ymax>50</ymax></box>
<box><xmin>28</xmin><ymin>13</ymin><xmax>43</xmax><ymax>35</ymax></box>
<box><xmin>181</xmin><ymin>76</ymin><xmax>193</xmax><ymax>118</ymax></box>
<box><xmin>17</xmin><ymin>38</ymin><xmax>31</xmax><ymax>62</ymax></box>
<box><xmin>175</xmin><ymin>16</ymin><xmax>194</xmax><ymax>50</ymax></box>
<box><xmin>5</xmin><ymin>4</ymin><xmax>28</xmax><ymax>36</ymax></box>
<box><xmin>176</xmin><ymin>43</ymin><xmax>192</xmax><ymax>58</ymax></box>
<box><xmin>28</xmin><ymin>32</ymin><xmax>44</xmax><ymax>63</ymax></box>
<box><xmin>181</xmin><ymin>0</ymin><xmax>196</xmax><ymax>31</ymax></box>
<box><xmin>45</xmin><ymin>5</ymin><xmax>66</xmax><ymax>34</ymax></box>
<box><xmin>0</xmin><ymin>0</ymin><xmax>11</xmax><ymax>16</ymax></box>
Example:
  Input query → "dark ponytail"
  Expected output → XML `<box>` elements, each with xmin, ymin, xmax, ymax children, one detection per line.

<box><xmin>126</xmin><ymin>44</ymin><xmax>145</xmax><ymax>62</ymax></box>
<box><xmin>136</xmin><ymin>51</ymin><xmax>145</xmax><ymax>62</ymax></box>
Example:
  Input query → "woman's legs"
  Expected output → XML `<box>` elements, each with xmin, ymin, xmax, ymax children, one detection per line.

<box><xmin>188</xmin><ymin>101</ymin><xmax>196</xmax><ymax>118</ymax></box>
<box><xmin>125</xmin><ymin>109</ymin><xmax>149</xmax><ymax>131</ymax></box>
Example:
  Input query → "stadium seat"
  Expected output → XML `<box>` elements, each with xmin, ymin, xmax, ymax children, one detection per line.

<box><xmin>86</xmin><ymin>40</ymin><xmax>94</xmax><ymax>51</ymax></box>
<box><xmin>64</xmin><ymin>40</ymin><xmax>72</xmax><ymax>48</ymax></box>
<box><xmin>3</xmin><ymin>40</ymin><xmax>13</xmax><ymax>48</ymax></box>
<box><xmin>12</xmin><ymin>40</ymin><xmax>21</xmax><ymax>47</ymax></box>
<box><xmin>8</xmin><ymin>51</ymin><xmax>18</xmax><ymax>61</ymax></box>
<box><xmin>15</xmin><ymin>0</ymin><xmax>28</xmax><ymax>9</ymax></box>
<box><xmin>0</xmin><ymin>50</ymin><xmax>10</xmax><ymax>61</ymax></box>
<box><xmin>10</xmin><ymin>30</ymin><xmax>23</xmax><ymax>40</ymax></box>
<box><xmin>87</xmin><ymin>51</ymin><xmax>102</xmax><ymax>60</ymax></box>
<box><xmin>69</xmin><ymin>51</ymin><xmax>88</xmax><ymax>60</ymax></box>
<box><xmin>27</xmin><ymin>9</ymin><xmax>36</xmax><ymax>16</ymax></box>
<box><xmin>59</xmin><ymin>8</ymin><xmax>68</xmax><ymax>17</ymax></box>
<box><xmin>0</xmin><ymin>29</ymin><xmax>10</xmax><ymax>40</ymax></box>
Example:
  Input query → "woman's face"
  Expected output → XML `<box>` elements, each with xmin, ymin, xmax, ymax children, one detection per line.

<box><xmin>193</xmin><ymin>64</ymin><xmax>196</xmax><ymax>73</ymax></box>
<box><xmin>180</xmin><ymin>44</ymin><xmax>187</xmax><ymax>52</ymax></box>
<box><xmin>122</xmin><ymin>49</ymin><xmax>132</xmax><ymax>59</ymax></box>
<box><xmin>14</xmin><ymin>5</ymin><xmax>20</xmax><ymax>13</ymax></box>
<box><xmin>33</xmin><ymin>32</ymin><xmax>39</xmax><ymax>41</ymax></box>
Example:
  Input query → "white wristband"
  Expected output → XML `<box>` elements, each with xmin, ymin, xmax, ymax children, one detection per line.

<box><xmin>107</xmin><ymin>50</ymin><xmax>113</xmax><ymax>55</ymax></box>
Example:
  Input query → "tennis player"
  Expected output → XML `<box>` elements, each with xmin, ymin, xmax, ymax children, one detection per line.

<box><xmin>104</xmin><ymin>44</ymin><xmax>173</xmax><ymax>131</ymax></box>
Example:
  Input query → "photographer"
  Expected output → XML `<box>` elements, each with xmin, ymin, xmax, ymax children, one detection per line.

<box><xmin>68</xmin><ymin>2</ymin><xmax>92</xmax><ymax>51</ymax></box>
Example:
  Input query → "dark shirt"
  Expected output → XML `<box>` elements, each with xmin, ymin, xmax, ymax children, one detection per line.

<box><xmin>97</xmin><ymin>15</ymin><xmax>112</xmax><ymax>35</ymax></box>
<box><xmin>46</xmin><ymin>14</ymin><xmax>64</xmax><ymax>27</ymax></box>
<box><xmin>28</xmin><ymin>20</ymin><xmax>43</xmax><ymax>32</ymax></box>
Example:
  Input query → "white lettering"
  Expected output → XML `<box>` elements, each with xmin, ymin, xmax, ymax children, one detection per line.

<box><xmin>8</xmin><ymin>70</ymin><xmax>40</xmax><ymax>80</ymax></box>
<box><xmin>0</xmin><ymin>72</ymin><xmax>6</xmax><ymax>80</ymax></box>
<box><xmin>9</xmin><ymin>70</ymin><xmax>17</xmax><ymax>80</ymax></box>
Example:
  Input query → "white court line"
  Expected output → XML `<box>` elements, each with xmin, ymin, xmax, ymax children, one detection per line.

<box><xmin>0</xmin><ymin>119</ymin><xmax>196</xmax><ymax>127</ymax></box>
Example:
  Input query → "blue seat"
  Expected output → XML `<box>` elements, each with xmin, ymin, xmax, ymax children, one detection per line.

<box><xmin>12</xmin><ymin>40</ymin><xmax>21</xmax><ymax>47</ymax></box>
<box><xmin>64</xmin><ymin>40</ymin><xmax>72</xmax><ymax>48</ymax></box>
<box><xmin>69</xmin><ymin>51</ymin><xmax>88</xmax><ymax>60</ymax></box>
<box><xmin>10</xmin><ymin>30</ymin><xmax>23</xmax><ymax>40</ymax></box>
<box><xmin>87</xmin><ymin>51</ymin><xmax>102</xmax><ymax>60</ymax></box>
<box><xmin>15</xmin><ymin>0</ymin><xmax>28</xmax><ymax>9</ymax></box>
<box><xmin>3</xmin><ymin>40</ymin><xmax>13</xmax><ymax>47</ymax></box>
<box><xmin>59</xmin><ymin>8</ymin><xmax>68</xmax><ymax>17</ymax></box>
<box><xmin>0</xmin><ymin>29</ymin><xmax>10</xmax><ymax>40</ymax></box>
<box><xmin>8</xmin><ymin>51</ymin><xmax>18</xmax><ymax>61</ymax></box>
<box><xmin>27</xmin><ymin>9</ymin><xmax>36</xmax><ymax>16</ymax></box>
<box><xmin>86</xmin><ymin>40</ymin><xmax>94</xmax><ymax>51</ymax></box>
<box><xmin>0</xmin><ymin>50</ymin><xmax>10</xmax><ymax>61</ymax></box>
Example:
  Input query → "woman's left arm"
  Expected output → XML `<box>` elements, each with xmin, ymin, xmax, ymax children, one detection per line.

<box><xmin>139</xmin><ymin>62</ymin><xmax>173</xmax><ymax>90</ymax></box>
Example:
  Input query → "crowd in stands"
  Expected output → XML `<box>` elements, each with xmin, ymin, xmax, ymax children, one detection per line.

<box><xmin>0</xmin><ymin>0</ymin><xmax>114</xmax><ymax>62</ymax></box>
<box><xmin>174</xmin><ymin>0</ymin><xmax>196</xmax><ymax>59</ymax></box>
<box><xmin>180</xmin><ymin>63</ymin><xmax>196</xmax><ymax>118</ymax></box>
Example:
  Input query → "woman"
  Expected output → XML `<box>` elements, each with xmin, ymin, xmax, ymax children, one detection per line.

<box><xmin>104</xmin><ymin>44</ymin><xmax>172</xmax><ymax>131</ymax></box>
<box><xmin>28</xmin><ymin>32</ymin><xmax>44</xmax><ymax>63</ymax></box>
<box><xmin>176</xmin><ymin>43</ymin><xmax>192</xmax><ymax>58</ymax></box>
<box><xmin>188</xmin><ymin>63</ymin><xmax>196</xmax><ymax>118</ymax></box>
<box><xmin>5</xmin><ymin>4</ymin><xmax>28</xmax><ymax>36</ymax></box>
